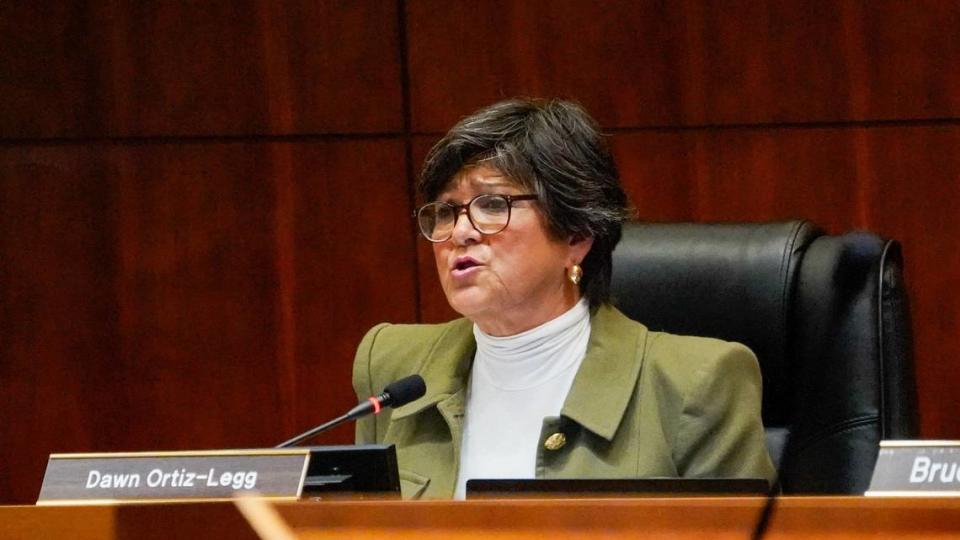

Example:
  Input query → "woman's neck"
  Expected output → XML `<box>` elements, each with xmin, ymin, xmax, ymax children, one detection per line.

<box><xmin>471</xmin><ymin>286</ymin><xmax>581</xmax><ymax>337</ymax></box>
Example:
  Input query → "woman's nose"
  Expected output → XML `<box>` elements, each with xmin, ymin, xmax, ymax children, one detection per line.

<box><xmin>450</xmin><ymin>208</ymin><xmax>481</xmax><ymax>245</ymax></box>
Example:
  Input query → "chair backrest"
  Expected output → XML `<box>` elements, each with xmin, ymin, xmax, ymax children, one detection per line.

<box><xmin>609</xmin><ymin>220</ymin><xmax>918</xmax><ymax>494</ymax></box>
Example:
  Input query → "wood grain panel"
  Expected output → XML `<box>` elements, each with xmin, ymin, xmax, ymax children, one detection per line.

<box><xmin>108</xmin><ymin>142</ymin><xmax>284</xmax><ymax>453</ymax></box>
<box><xmin>636</xmin><ymin>129</ymin><xmax>864</xmax><ymax>230</ymax></box>
<box><xmin>0</xmin><ymin>1</ymin><xmax>402</xmax><ymax>138</ymax></box>
<box><xmin>289</xmin><ymin>139</ymin><xmax>418</xmax><ymax>442</ymax></box>
<box><xmin>609</xmin><ymin>134</ymin><xmax>698</xmax><ymax>222</ymax></box>
<box><xmin>0</xmin><ymin>139</ymin><xmax>414</xmax><ymax>503</ymax></box>
<box><xmin>407</xmin><ymin>0</ymin><xmax>960</xmax><ymax>132</ymax></box>
<box><xmin>0</xmin><ymin>148</ymin><xmax>122</xmax><ymax>503</ymax></box>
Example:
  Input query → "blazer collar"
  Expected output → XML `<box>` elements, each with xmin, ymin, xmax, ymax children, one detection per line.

<box><xmin>390</xmin><ymin>305</ymin><xmax>647</xmax><ymax>442</ymax></box>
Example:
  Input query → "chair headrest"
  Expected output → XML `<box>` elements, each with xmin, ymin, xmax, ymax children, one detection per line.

<box><xmin>610</xmin><ymin>221</ymin><xmax>822</xmax><ymax>424</ymax></box>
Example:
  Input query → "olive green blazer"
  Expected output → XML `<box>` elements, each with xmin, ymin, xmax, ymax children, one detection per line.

<box><xmin>353</xmin><ymin>304</ymin><xmax>775</xmax><ymax>499</ymax></box>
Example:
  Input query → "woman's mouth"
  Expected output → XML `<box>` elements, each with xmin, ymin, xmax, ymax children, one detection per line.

<box><xmin>451</xmin><ymin>257</ymin><xmax>483</xmax><ymax>277</ymax></box>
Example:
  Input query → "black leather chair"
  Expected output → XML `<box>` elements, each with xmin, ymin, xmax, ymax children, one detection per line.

<box><xmin>609</xmin><ymin>220</ymin><xmax>918</xmax><ymax>494</ymax></box>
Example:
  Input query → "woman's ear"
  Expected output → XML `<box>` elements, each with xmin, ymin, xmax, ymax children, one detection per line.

<box><xmin>568</xmin><ymin>234</ymin><xmax>594</xmax><ymax>264</ymax></box>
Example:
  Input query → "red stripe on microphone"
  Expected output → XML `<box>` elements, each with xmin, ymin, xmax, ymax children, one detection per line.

<box><xmin>368</xmin><ymin>397</ymin><xmax>382</xmax><ymax>414</ymax></box>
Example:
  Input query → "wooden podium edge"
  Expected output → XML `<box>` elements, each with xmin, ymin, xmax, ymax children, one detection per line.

<box><xmin>37</xmin><ymin>495</ymin><xmax>301</xmax><ymax>506</ymax></box>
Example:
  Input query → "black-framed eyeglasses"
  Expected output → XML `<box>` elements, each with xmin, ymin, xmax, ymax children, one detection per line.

<box><xmin>414</xmin><ymin>193</ymin><xmax>538</xmax><ymax>242</ymax></box>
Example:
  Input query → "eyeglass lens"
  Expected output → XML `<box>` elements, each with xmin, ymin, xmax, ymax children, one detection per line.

<box><xmin>418</xmin><ymin>194</ymin><xmax>512</xmax><ymax>241</ymax></box>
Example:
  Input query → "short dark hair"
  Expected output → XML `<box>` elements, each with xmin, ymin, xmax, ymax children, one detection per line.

<box><xmin>419</xmin><ymin>98</ymin><xmax>630</xmax><ymax>310</ymax></box>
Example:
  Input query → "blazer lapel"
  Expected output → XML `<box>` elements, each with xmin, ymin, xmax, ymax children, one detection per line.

<box><xmin>388</xmin><ymin>318</ymin><xmax>475</xmax><ymax>497</ymax></box>
<box><xmin>561</xmin><ymin>305</ymin><xmax>648</xmax><ymax>441</ymax></box>
<box><xmin>391</xmin><ymin>318</ymin><xmax>475</xmax><ymax>419</ymax></box>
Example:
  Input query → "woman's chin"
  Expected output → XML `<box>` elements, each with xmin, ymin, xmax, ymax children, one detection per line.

<box><xmin>445</xmin><ymin>290</ymin><xmax>494</xmax><ymax>320</ymax></box>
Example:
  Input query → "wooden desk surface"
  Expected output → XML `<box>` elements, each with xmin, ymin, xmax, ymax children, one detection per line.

<box><xmin>272</xmin><ymin>496</ymin><xmax>960</xmax><ymax>540</ymax></box>
<box><xmin>2</xmin><ymin>496</ymin><xmax>959</xmax><ymax>539</ymax></box>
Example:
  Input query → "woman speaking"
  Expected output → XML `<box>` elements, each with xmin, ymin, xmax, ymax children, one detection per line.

<box><xmin>353</xmin><ymin>98</ymin><xmax>775</xmax><ymax>499</ymax></box>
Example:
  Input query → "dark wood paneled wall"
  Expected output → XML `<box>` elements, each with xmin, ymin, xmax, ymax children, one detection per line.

<box><xmin>1</xmin><ymin>1</ymin><xmax>957</xmax><ymax>503</ymax></box>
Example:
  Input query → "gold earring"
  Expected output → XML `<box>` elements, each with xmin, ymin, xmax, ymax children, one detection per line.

<box><xmin>568</xmin><ymin>264</ymin><xmax>583</xmax><ymax>285</ymax></box>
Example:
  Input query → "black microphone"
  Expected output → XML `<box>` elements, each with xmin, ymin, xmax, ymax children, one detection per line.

<box><xmin>750</xmin><ymin>433</ymin><xmax>792</xmax><ymax>540</ymax></box>
<box><xmin>275</xmin><ymin>375</ymin><xmax>426</xmax><ymax>448</ymax></box>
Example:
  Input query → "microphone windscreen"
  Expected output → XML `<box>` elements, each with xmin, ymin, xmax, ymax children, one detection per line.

<box><xmin>383</xmin><ymin>375</ymin><xmax>426</xmax><ymax>407</ymax></box>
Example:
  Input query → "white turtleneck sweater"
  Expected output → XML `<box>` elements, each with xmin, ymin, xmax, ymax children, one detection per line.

<box><xmin>454</xmin><ymin>298</ymin><xmax>591</xmax><ymax>499</ymax></box>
